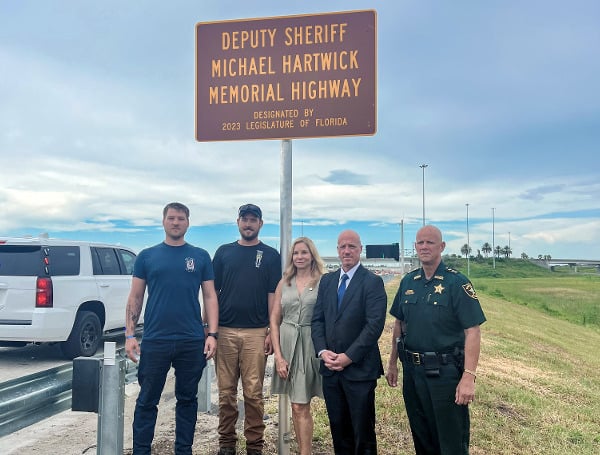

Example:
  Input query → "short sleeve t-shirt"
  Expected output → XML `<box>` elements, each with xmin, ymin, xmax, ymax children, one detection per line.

<box><xmin>134</xmin><ymin>242</ymin><xmax>214</xmax><ymax>341</ymax></box>
<box><xmin>213</xmin><ymin>241</ymin><xmax>281</xmax><ymax>328</ymax></box>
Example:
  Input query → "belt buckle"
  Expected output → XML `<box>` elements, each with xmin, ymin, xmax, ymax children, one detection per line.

<box><xmin>412</xmin><ymin>352</ymin><xmax>421</xmax><ymax>365</ymax></box>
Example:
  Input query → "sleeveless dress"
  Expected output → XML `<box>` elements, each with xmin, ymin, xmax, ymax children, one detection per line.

<box><xmin>271</xmin><ymin>276</ymin><xmax>323</xmax><ymax>403</ymax></box>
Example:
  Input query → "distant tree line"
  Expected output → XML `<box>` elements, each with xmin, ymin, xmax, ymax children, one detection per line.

<box><xmin>461</xmin><ymin>242</ymin><xmax>512</xmax><ymax>259</ymax></box>
<box><xmin>457</xmin><ymin>243</ymin><xmax>552</xmax><ymax>262</ymax></box>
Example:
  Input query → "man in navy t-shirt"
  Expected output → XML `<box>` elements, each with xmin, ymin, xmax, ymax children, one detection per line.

<box><xmin>125</xmin><ymin>202</ymin><xmax>219</xmax><ymax>455</ymax></box>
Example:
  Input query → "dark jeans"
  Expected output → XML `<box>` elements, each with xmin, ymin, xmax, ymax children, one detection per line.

<box><xmin>132</xmin><ymin>338</ymin><xmax>207</xmax><ymax>455</ymax></box>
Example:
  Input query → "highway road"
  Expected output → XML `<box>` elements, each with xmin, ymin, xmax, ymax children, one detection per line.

<box><xmin>0</xmin><ymin>344</ymin><xmax>71</xmax><ymax>383</ymax></box>
<box><xmin>0</xmin><ymin>336</ymin><xmax>127</xmax><ymax>383</ymax></box>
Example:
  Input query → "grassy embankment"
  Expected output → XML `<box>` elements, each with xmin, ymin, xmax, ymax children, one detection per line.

<box><xmin>264</xmin><ymin>259</ymin><xmax>600</xmax><ymax>454</ymax></box>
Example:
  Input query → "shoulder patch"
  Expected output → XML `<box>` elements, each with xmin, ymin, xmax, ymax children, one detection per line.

<box><xmin>462</xmin><ymin>283</ymin><xmax>478</xmax><ymax>300</ymax></box>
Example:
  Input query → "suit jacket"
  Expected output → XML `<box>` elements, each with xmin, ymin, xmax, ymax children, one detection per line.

<box><xmin>311</xmin><ymin>264</ymin><xmax>387</xmax><ymax>381</ymax></box>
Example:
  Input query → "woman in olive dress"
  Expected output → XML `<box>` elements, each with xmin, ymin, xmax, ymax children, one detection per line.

<box><xmin>270</xmin><ymin>237</ymin><xmax>325</xmax><ymax>455</ymax></box>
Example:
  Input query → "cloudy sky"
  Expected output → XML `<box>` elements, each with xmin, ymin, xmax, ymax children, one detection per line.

<box><xmin>1</xmin><ymin>0</ymin><xmax>599</xmax><ymax>260</ymax></box>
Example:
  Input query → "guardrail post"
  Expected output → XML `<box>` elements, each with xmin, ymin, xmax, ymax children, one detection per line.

<box><xmin>197</xmin><ymin>358</ymin><xmax>214</xmax><ymax>413</ymax></box>
<box><xmin>97</xmin><ymin>341</ymin><xmax>126</xmax><ymax>454</ymax></box>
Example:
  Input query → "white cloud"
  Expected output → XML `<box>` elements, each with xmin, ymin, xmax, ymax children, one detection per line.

<box><xmin>1</xmin><ymin>1</ymin><xmax>599</xmax><ymax>260</ymax></box>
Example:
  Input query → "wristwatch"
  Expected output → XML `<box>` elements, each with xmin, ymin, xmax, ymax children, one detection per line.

<box><xmin>207</xmin><ymin>332</ymin><xmax>218</xmax><ymax>340</ymax></box>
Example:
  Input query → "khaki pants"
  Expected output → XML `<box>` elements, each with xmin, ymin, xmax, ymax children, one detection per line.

<box><xmin>216</xmin><ymin>327</ymin><xmax>268</xmax><ymax>451</ymax></box>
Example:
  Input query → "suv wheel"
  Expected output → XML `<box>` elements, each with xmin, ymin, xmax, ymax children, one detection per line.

<box><xmin>61</xmin><ymin>311</ymin><xmax>102</xmax><ymax>359</ymax></box>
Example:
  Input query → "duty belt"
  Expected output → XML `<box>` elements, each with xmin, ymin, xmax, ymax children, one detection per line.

<box><xmin>404</xmin><ymin>349</ymin><xmax>458</xmax><ymax>366</ymax></box>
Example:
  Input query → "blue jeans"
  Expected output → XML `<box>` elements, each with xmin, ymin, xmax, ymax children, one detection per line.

<box><xmin>132</xmin><ymin>339</ymin><xmax>207</xmax><ymax>455</ymax></box>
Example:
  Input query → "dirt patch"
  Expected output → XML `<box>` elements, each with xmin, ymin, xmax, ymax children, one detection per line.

<box><xmin>483</xmin><ymin>357</ymin><xmax>554</xmax><ymax>398</ymax></box>
<box><xmin>0</xmin><ymin>358</ymin><xmax>290</xmax><ymax>455</ymax></box>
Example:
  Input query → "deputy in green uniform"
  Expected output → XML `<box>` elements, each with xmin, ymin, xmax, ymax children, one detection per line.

<box><xmin>386</xmin><ymin>225</ymin><xmax>486</xmax><ymax>455</ymax></box>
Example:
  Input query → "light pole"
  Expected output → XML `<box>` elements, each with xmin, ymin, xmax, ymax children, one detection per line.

<box><xmin>492</xmin><ymin>207</ymin><xmax>496</xmax><ymax>269</ymax></box>
<box><xmin>399</xmin><ymin>219</ymin><xmax>405</xmax><ymax>274</ymax></box>
<box><xmin>419</xmin><ymin>164</ymin><xmax>428</xmax><ymax>226</ymax></box>
<box><xmin>466</xmin><ymin>203</ymin><xmax>470</xmax><ymax>276</ymax></box>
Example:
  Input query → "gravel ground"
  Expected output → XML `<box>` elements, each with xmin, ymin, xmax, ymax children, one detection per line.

<box><xmin>0</xmin><ymin>358</ymin><xmax>290</xmax><ymax>455</ymax></box>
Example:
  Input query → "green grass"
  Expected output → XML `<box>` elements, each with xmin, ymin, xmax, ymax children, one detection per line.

<box><xmin>470</xmin><ymin>293</ymin><xmax>600</xmax><ymax>454</ymax></box>
<box><xmin>475</xmin><ymin>276</ymin><xmax>600</xmax><ymax>328</ymax></box>
<box><xmin>263</xmin><ymin>265</ymin><xmax>600</xmax><ymax>454</ymax></box>
<box><xmin>444</xmin><ymin>256</ymin><xmax>562</xmax><ymax>279</ymax></box>
<box><xmin>443</xmin><ymin>257</ymin><xmax>600</xmax><ymax>330</ymax></box>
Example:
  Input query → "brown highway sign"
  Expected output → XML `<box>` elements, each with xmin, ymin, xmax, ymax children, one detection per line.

<box><xmin>195</xmin><ymin>10</ymin><xmax>376</xmax><ymax>141</ymax></box>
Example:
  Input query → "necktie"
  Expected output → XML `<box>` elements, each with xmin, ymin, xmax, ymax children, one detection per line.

<box><xmin>337</xmin><ymin>274</ymin><xmax>348</xmax><ymax>308</ymax></box>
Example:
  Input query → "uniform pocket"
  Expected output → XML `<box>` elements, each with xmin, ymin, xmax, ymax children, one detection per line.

<box><xmin>403</xmin><ymin>294</ymin><xmax>418</xmax><ymax>305</ymax></box>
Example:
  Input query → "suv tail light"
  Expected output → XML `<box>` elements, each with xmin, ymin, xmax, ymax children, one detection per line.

<box><xmin>36</xmin><ymin>277</ymin><xmax>53</xmax><ymax>308</ymax></box>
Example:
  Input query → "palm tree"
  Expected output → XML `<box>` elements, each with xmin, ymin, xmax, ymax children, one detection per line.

<box><xmin>482</xmin><ymin>242</ymin><xmax>492</xmax><ymax>258</ymax></box>
<box><xmin>494</xmin><ymin>245</ymin><xmax>502</xmax><ymax>258</ymax></box>
<box><xmin>521</xmin><ymin>252</ymin><xmax>529</xmax><ymax>259</ymax></box>
<box><xmin>461</xmin><ymin>244</ymin><xmax>471</xmax><ymax>258</ymax></box>
<box><xmin>502</xmin><ymin>245</ymin><xmax>512</xmax><ymax>258</ymax></box>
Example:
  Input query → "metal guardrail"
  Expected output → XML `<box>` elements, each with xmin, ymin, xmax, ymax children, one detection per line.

<box><xmin>0</xmin><ymin>364</ymin><xmax>73</xmax><ymax>438</ymax></box>
<box><xmin>0</xmin><ymin>349</ymin><xmax>140</xmax><ymax>439</ymax></box>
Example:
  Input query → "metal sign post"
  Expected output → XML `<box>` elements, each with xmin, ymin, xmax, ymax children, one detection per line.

<box><xmin>278</xmin><ymin>138</ymin><xmax>293</xmax><ymax>454</ymax></box>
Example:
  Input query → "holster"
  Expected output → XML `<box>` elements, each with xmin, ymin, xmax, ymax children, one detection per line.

<box><xmin>453</xmin><ymin>346</ymin><xmax>465</xmax><ymax>371</ymax></box>
<box><xmin>422</xmin><ymin>352</ymin><xmax>440</xmax><ymax>377</ymax></box>
<box><xmin>396</xmin><ymin>338</ymin><xmax>407</xmax><ymax>363</ymax></box>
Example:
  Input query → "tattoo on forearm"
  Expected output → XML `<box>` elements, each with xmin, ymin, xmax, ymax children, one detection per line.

<box><xmin>128</xmin><ymin>309</ymin><xmax>139</xmax><ymax>325</ymax></box>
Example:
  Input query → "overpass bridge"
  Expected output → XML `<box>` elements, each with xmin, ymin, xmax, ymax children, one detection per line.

<box><xmin>322</xmin><ymin>257</ymin><xmax>600</xmax><ymax>274</ymax></box>
<box><xmin>530</xmin><ymin>258</ymin><xmax>600</xmax><ymax>272</ymax></box>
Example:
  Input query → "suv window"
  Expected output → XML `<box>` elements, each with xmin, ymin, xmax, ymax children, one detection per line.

<box><xmin>49</xmin><ymin>246</ymin><xmax>80</xmax><ymax>276</ymax></box>
<box><xmin>0</xmin><ymin>245</ymin><xmax>43</xmax><ymax>276</ymax></box>
<box><xmin>92</xmin><ymin>247</ymin><xmax>122</xmax><ymax>275</ymax></box>
<box><xmin>0</xmin><ymin>245</ymin><xmax>80</xmax><ymax>276</ymax></box>
<box><xmin>118</xmin><ymin>248</ymin><xmax>136</xmax><ymax>275</ymax></box>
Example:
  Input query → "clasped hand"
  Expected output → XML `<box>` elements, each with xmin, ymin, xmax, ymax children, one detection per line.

<box><xmin>321</xmin><ymin>350</ymin><xmax>351</xmax><ymax>371</ymax></box>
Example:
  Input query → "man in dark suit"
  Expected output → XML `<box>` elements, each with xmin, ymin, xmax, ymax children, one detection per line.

<box><xmin>311</xmin><ymin>229</ymin><xmax>387</xmax><ymax>455</ymax></box>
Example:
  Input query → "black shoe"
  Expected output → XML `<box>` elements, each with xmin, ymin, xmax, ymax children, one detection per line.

<box><xmin>217</xmin><ymin>448</ymin><xmax>236</xmax><ymax>455</ymax></box>
<box><xmin>246</xmin><ymin>450</ymin><xmax>262</xmax><ymax>455</ymax></box>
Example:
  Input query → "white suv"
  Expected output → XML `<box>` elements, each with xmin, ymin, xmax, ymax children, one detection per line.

<box><xmin>0</xmin><ymin>237</ymin><xmax>143</xmax><ymax>359</ymax></box>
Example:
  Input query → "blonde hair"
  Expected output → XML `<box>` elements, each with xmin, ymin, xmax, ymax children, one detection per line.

<box><xmin>283</xmin><ymin>237</ymin><xmax>324</xmax><ymax>286</ymax></box>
